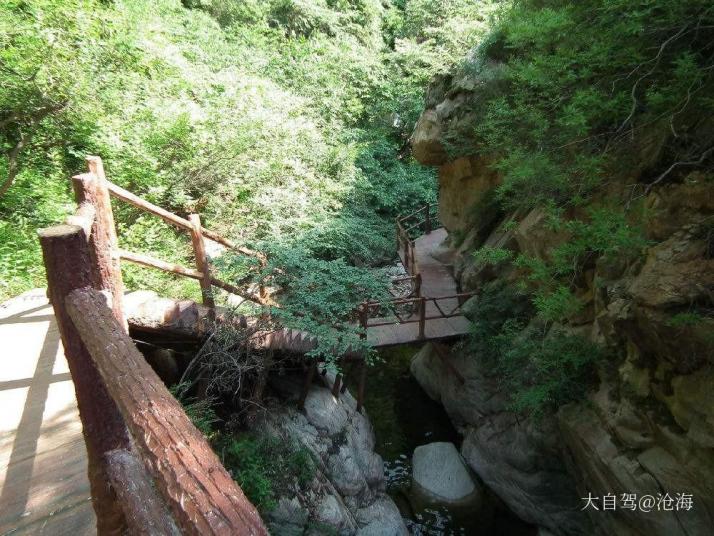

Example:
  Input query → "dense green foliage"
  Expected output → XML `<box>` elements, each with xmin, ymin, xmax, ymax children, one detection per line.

<box><xmin>170</xmin><ymin>385</ymin><xmax>314</xmax><ymax>512</ymax></box>
<box><xmin>461</xmin><ymin>0</ymin><xmax>714</xmax><ymax>206</ymax></box>
<box><xmin>219</xmin><ymin>433</ymin><xmax>315</xmax><ymax>512</ymax></box>
<box><xmin>169</xmin><ymin>382</ymin><xmax>220</xmax><ymax>437</ymax></box>
<box><xmin>0</xmin><ymin>0</ymin><xmax>499</xmax><ymax>302</ymax></box>
<box><xmin>460</xmin><ymin>0</ymin><xmax>713</xmax><ymax>414</ymax></box>
<box><xmin>466</xmin><ymin>280</ymin><xmax>602</xmax><ymax>417</ymax></box>
<box><xmin>463</xmin><ymin>0</ymin><xmax>713</xmax><ymax>318</ymax></box>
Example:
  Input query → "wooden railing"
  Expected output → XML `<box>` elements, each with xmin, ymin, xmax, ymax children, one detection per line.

<box><xmin>359</xmin><ymin>292</ymin><xmax>475</xmax><ymax>340</ymax></box>
<box><xmin>395</xmin><ymin>202</ymin><xmax>437</xmax><ymax>276</ymax></box>
<box><xmin>38</xmin><ymin>156</ymin><xmax>268</xmax><ymax>534</ymax></box>
<box><xmin>78</xmin><ymin>156</ymin><xmax>270</xmax><ymax>318</ymax></box>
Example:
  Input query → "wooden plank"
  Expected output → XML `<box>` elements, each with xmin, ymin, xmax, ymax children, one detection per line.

<box><xmin>0</xmin><ymin>293</ymin><xmax>95</xmax><ymax>536</ymax></box>
<box><xmin>118</xmin><ymin>249</ymin><xmax>203</xmax><ymax>280</ymax></box>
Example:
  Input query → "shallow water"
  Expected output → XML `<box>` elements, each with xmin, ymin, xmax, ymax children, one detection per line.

<box><xmin>349</xmin><ymin>344</ymin><xmax>536</xmax><ymax>535</ymax></box>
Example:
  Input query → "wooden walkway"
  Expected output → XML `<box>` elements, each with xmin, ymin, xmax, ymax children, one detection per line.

<box><xmin>0</xmin><ymin>290</ymin><xmax>94</xmax><ymax>536</ymax></box>
<box><xmin>0</xmin><ymin>231</ymin><xmax>466</xmax><ymax>536</ymax></box>
<box><xmin>367</xmin><ymin>227</ymin><xmax>469</xmax><ymax>347</ymax></box>
<box><xmin>266</xmin><ymin>227</ymin><xmax>471</xmax><ymax>351</ymax></box>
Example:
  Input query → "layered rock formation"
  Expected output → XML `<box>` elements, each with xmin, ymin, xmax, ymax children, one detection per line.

<box><xmin>409</xmin><ymin>71</ymin><xmax>714</xmax><ymax>536</ymax></box>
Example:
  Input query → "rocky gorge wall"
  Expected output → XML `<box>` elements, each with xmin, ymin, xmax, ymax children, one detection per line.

<box><xmin>409</xmin><ymin>72</ymin><xmax>714</xmax><ymax>536</ymax></box>
<box><xmin>263</xmin><ymin>374</ymin><xmax>408</xmax><ymax>536</ymax></box>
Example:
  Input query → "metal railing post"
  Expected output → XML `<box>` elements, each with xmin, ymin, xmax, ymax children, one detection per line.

<box><xmin>418</xmin><ymin>296</ymin><xmax>426</xmax><ymax>339</ymax></box>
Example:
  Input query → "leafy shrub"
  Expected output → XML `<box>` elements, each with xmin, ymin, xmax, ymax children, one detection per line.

<box><xmin>469</xmin><ymin>280</ymin><xmax>601</xmax><ymax>416</ymax></box>
<box><xmin>473</xmin><ymin>245</ymin><xmax>513</xmax><ymax>267</ymax></box>
<box><xmin>219</xmin><ymin>433</ymin><xmax>315</xmax><ymax>512</ymax></box>
<box><xmin>493</xmin><ymin>323</ymin><xmax>603</xmax><ymax>417</ymax></box>
<box><xmin>169</xmin><ymin>383</ymin><xmax>220</xmax><ymax>438</ymax></box>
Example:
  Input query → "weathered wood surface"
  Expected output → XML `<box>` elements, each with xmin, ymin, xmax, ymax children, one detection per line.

<box><xmin>104</xmin><ymin>449</ymin><xmax>180</xmax><ymax>536</ymax></box>
<box><xmin>0</xmin><ymin>290</ymin><xmax>95</xmax><ymax>535</ymax></box>
<box><xmin>38</xmin><ymin>224</ymin><xmax>131</xmax><ymax>535</ymax></box>
<box><xmin>66</xmin><ymin>287</ymin><xmax>268</xmax><ymax>536</ymax></box>
<box><xmin>74</xmin><ymin>156</ymin><xmax>125</xmax><ymax>328</ymax></box>
<box><xmin>188</xmin><ymin>213</ymin><xmax>216</xmax><ymax>317</ymax></box>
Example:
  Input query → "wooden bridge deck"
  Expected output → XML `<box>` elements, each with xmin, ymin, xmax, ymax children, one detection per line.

<box><xmin>0</xmin><ymin>290</ymin><xmax>95</xmax><ymax>536</ymax></box>
<box><xmin>366</xmin><ymin>227</ymin><xmax>469</xmax><ymax>347</ymax></box>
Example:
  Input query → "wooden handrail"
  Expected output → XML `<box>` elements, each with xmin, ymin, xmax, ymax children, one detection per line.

<box><xmin>107</xmin><ymin>181</ymin><xmax>194</xmax><ymax>231</ymax></box>
<box><xmin>66</xmin><ymin>288</ymin><xmax>268</xmax><ymax>535</ymax></box>
<box><xmin>106</xmin><ymin>180</ymin><xmax>266</xmax><ymax>264</ymax></box>
<box><xmin>398</xmin><ymin>203</ymin><xmax>429</xmax><ymax>223</ymax></box>
<box><xmin>363</xmin><ymin>292</ymin><xmax>476</xmax><ymax>307</ymax></box>
<box><xmin>104</xmin><ymin>175</ymin><xmax>269</xmax><ymax>308</ymax></box>
<box><xmin>359</xmin><ymin>291</ymin><xmax>476</xmax><ymax>333</ymax></box>
<box><xmin>118</xmin><ymin>249</ymin><xmax>205</xmax><ymax>280</ymax></box>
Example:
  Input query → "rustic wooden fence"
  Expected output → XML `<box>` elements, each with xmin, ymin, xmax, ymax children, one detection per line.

<box><xmin>38</xmin><ymin>156</ymin><xmax>268</xmax><ymax>535</ymax></box>
<box><xmin>395</xmin><ymin>202</ymin><xmax>434</xmax><ymax>272</ymax></box>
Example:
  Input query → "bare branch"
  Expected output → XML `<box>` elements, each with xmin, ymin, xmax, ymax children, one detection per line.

<box><xmin>0</xmin><ymin>132</ymin><xmax>28</xmax><ymax>197</ymax></box>
<box><xmin>616</xmin><ymin>24</ymin><xmax>690</xmax><ymax>134</ymax></box>
<box><xmin>645</xmin><ymin>144</ymin><xmax>714</xmax><ymax>194</ymax></box>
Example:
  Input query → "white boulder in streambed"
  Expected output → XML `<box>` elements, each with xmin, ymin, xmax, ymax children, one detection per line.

<box><xmin>412</xmin><ymin>442</ymin><xmax>480</xmax><ymax>502</ymax></box>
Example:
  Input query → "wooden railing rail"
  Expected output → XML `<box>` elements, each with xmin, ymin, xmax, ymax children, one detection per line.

<box><xmin>395</xmin><ymin>202</ymin><xmax>438</xmax><ymax>277</ymax></box>
<box><xmin>396</xmin><ymin>219</ymin><xmax>418</xmax><ymax>275</ymax></box>
<box><xmin>39</xmin><ymin>197</ymin><xmax>268</xmax><ymax>534</ymax></box>
<box><xmin>70</xmin><ymin>156</ymin><xmax>270</xmax><ymax>313</ymax></box>
<box><xmin>358</xmin><ymin>292</ymin><xmax>475</xmax><ymax>340</ymax></box>
<box><xmin>67</xmin><ymin>287</ymin><xmax>267</xmax><ymax>535</ymax></box>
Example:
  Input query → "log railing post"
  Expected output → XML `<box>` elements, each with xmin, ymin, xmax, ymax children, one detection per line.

<box><xmin>65</xmin><ymin>288</ymin><xmax>268</xmax><ymax>535</ymax></box>
<box><xmin>414</xmin><ymin>273</ymin><xmax>422</xmax><ymax>298</ymax></box>
<box><xmin>418</xmin><ymin>296</ymin><xmax>426</xmax><ymax>339</ymax></box>
<box><xmin>402</xmin><ymin>235</ymin><xmax>409</xmax><ymax>271</ymax></box>
<box><xmin>38</xmin><ymin>223</ymin><xmax>131</xmax><ymax>534</ymax></box>
<box><xmin>188</xmin><ymin>214</ymin><xmax>216</xmax><ymax>321</ymax></box>
<box><xmin>73</xmin><ymin>156</ymin><xmax>126</xmax><ymax>330</ymax></box>
<box><xmin>424</xmin><ymin>202</ymin><xmax>432</xmax><ymax>234</ymax></box>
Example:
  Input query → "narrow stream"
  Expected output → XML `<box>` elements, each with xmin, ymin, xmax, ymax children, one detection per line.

<box><xmin>352</xmin><ymin>344</ymin><xmax>536</xmax><ymax>535</ymax></box>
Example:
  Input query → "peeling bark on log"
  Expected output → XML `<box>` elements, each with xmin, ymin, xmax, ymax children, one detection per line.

<box><xmin>66</xmin><ymin>288</ymin><xmax>268</xmax><ymax>536</ymax></box>
<box><xmin>105</xmin><ymin>449</ymin><xmax>181</xmax><ymax>536</ymax></box>
<box><xmin>38</xmin><ymin>224</ymin><xmax>131</xmax><ymax>535</ymax></box>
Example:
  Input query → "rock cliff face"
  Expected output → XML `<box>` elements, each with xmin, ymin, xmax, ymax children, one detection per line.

<box><xmin>409</xmin><ymin>72</ymin><xmax>714</xmax><ymax>536</ymax></box>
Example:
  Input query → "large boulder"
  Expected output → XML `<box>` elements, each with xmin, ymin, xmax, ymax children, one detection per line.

<box><xmin>262</xmin><ymin>378</ymin><xmax>407</xmax><ymax>535</ymax></box>
<box><xmin>411</xmin><ymin>109</ymin><xmax>448</xmax><ymax>166</ymax></box>
<box><xmin>558</xmin><ymin>386</ymin><xmax>714</xmax><ymax>536</ymax></box>
<box><xmin>412</xmin><ymin>442</ymin><xmax>479</xmax><ymax>502</ymax></box>
<box><xmin>628</xmin><ymin>231</ymin><xmax>713</xmax><ymax>309</ymax></box>
<box><xmin>410</xmin><ymin>344</ymin><xmax>592</xmax><ymax>535</ymax></box>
